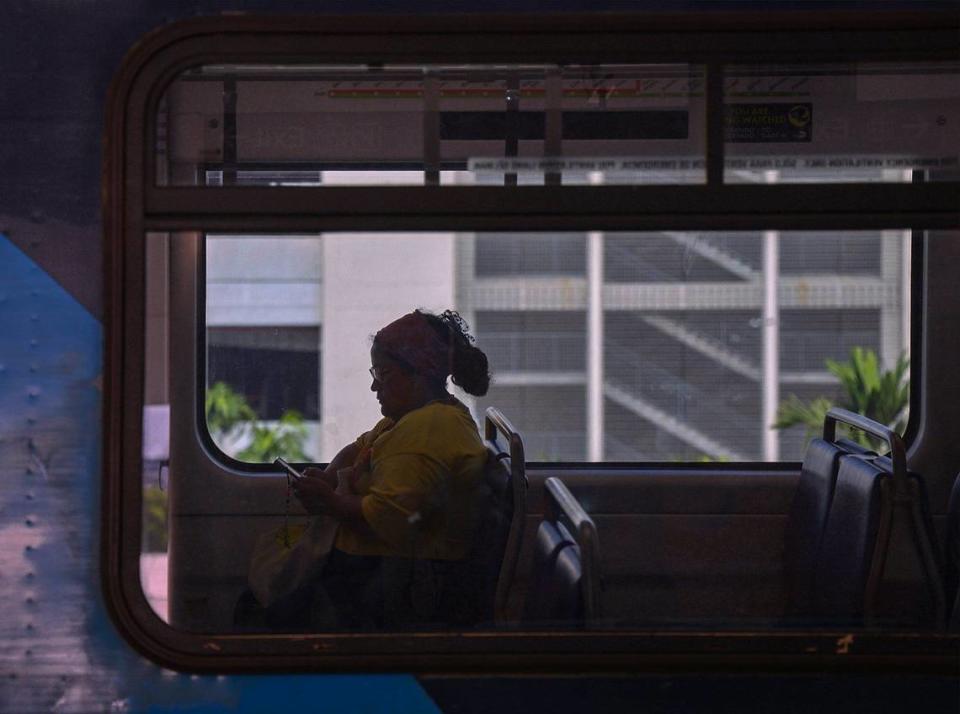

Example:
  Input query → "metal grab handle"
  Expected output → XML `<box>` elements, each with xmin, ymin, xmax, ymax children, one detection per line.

<box><xmin>823</xmin><ymin>407</ymin><xmax>907</xmax><ymax>482</ymax></box>
<box><xmin>484</xmin><ymin>406</ymin><xmax>526</xmax><ymax>469</ymax></box>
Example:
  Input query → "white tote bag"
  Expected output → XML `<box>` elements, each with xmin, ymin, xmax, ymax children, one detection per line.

<box><xmin>247</xmin><ymin>474</ymin><xmax>352</xmax><ymax>609</ymax></box>
<box><xmin>247</xmin><ymin>516</ymin><xmax>338</xmax><ymax>609</ymax></box>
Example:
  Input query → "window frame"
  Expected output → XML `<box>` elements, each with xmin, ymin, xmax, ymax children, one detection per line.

<box><xmin>103</xmin><ymin>12</ymin><xmax>960</xmax><ymax>672</ymax></box>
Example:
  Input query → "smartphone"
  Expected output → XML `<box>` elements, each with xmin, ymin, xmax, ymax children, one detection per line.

<box><xmin>274</xmin><ymin>457</ymin><xmax>305</xmax><ymax>481</ymax></box>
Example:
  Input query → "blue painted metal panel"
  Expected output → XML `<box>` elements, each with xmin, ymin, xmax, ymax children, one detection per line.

<box><xmin>0</xmin><ymin>235</ymin><xmax>439</xmax><ymax>712</ymax></box>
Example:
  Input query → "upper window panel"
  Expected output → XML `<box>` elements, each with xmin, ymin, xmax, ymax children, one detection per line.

<box><xmin>723</xmin><ymin>62</ymin><xmax>960</xmax><ymax>183</ymax></box>
<box><xmin>156</xmin><ymin>63</ymin><xmax>706</xmax><ymax>187</ymax></box>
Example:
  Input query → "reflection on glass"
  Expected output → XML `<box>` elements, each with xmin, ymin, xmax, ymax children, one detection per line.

<box><xmin>724</xmin><ymin>62</ymin><xmax>960</xmax><ymax>183</ymax></box>
<box><xmin>204</xmin><ymin>230</ymin><xmax>910</xmax><ymax>465</ymax></box>
<box><xmin>142</xmin><ymin>232</ymin><xmax>171</xmax><ymax>622</ymax></box>
<box><xmin>157</xmin><ymin>63</ymin><xmax>706</xmax><ymax>186</ymax></box>
<box><xmin>153</xmin><ymin>229</ymin><xmax>915</xmax><ymax>635</ymax></box>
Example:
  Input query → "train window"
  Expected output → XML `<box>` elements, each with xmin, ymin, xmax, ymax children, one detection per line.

<box><xmin>158</xmin><ymin>63</ymin><xmax>706</xmax><ymax>187</ymax></box>
<box><xmin>107</xmin><ymin>15</ymin><xmax>960</xmax><ymax>671</ymax></box>
<box><xmin>196</xmin><ymin>229</ymin><xmax>911</xmax><ymax>466</ymax></box>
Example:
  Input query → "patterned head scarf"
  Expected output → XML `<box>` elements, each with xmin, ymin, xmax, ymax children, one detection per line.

<box><xmin>374</xmin><ymin>311</ymin><xmax>451</xmax><ymax>382</ymax></box>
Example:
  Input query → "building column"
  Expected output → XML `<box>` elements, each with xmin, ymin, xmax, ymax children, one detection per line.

<box><xmin>880</xmin><ymin>227</ymin><xmax>909</xmax><ymax>370</ymax></box>
<box><xmin>586</xmin><ymin>172</ymin><xmax>605</xmax><ymax>461</ymax></box>
<box><xmin>761</xmin><ymin>171</ymin><xmax>780</xmax><ymax>461</ymax></box>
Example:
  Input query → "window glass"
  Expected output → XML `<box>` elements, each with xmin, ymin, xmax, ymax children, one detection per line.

<box><xmin>199</xmin><ymin>228</ymin><xmax>911</xmax><ymax>465</ymax></box>
<box><xmin>723</xmin><ymin>62</ymin><xmax>960</xmax><ymax>182</ymax></box>
<box><xmin>119</xmin><ymin>17</ymin><xmax>960</xmax><ymax>653</ymax></box>
<box><xmin>143</xmin><ymin>228</ymin><xmax>917</xmax><ymax>634</ymax></box>
<box><xmin>157</xmin><ymin>63</ymin><xmax>706</xmax><ymax>186</ymax></box>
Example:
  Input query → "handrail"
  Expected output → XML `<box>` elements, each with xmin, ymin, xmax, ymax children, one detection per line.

<box><xmin>823</xmin><ymin>407</ymin><xmax>907</xmax><ymax>483</ymax></box>
<box><xmin>485</xmin><ymin>407</ymin><xmax>526</xmax><ymax>481</ymax></box>
<box><xmin>544</xmin><ymin>477</ymin><xmax>602</xmax><ymax>624</ymax></box>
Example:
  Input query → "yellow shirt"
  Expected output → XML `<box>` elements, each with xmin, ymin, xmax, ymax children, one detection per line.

<box><xmin>334</xmin><ymin>398</ymin><xmax>487</xmax><ymax>561</ymax></box>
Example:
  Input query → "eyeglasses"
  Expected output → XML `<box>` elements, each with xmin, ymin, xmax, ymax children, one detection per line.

<box><xmin>369</xmin><ymin>356</ymin><xmax>413</xmax><ymax>383</ymax></box>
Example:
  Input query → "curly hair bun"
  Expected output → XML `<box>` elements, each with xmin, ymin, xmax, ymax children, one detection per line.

<box><xmin>420</xmin><ymin>309</ymin><xmax>491</xmax><ymax>396</ymax></box>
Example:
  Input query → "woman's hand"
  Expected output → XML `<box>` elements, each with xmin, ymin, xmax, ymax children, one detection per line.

<box><xmin>292</xmin><ymin>470</ymin><xmax>337</xmax><ymax>515</ymax></box>
<box><xmin>293</xmin><ymin>468</ymin><xmax>365</xmax><ymax>522</ymax></box>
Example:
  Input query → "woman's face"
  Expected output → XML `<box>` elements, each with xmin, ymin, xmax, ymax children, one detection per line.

<box><xmin>369</xmin><ymin>346</ymin><xmax>420</xmax><ymax>421</ymax></box>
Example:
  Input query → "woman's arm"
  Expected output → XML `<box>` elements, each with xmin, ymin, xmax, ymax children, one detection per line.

<box><xmin>292</xmin><ymin>464</ymin><xmax>378</xmax><ymax>540</ymax></box>
<box><xmin>294</xmin><ymin>441</ymin><xmax>373</xmax><ymax>529</ymax></box>
<box><xmin>302</xmin><ymin>441</ymin><xmax>361</xmax><ymax>488</ymax></box>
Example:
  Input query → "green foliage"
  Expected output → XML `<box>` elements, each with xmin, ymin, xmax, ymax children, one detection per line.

<box><xmin>692</xmin><ymin>453</ymin><xmax>731</xmax><ymax>463</ymax></box>
<box><xmin>206</xmin><ymin>381</ymin><xmax>256</xmax><ymax>437</ymax></box>
<box><xmin>775</xmin><ymin>348</ymin><xmax>909</xmax><ymax>449</ymax></box>
<box><xmin>773</xmin><ymin>394</ymin><xmax>834</xmax><ymax>445</ymax></box>
<box><xmin>826</xmin><ymin>348</ymin><xmax>909</xmax><ymax>435</ymax></box>
<box><xmin>206</xmin><ymin>381</ymin><xmax>312</xmax><ymax>462</ymax></box>
<box><xmin>142</xmin><ymin>485</ymin><xmax>168</xmax><ymax>552</ymax></box>
<box><xmin>236</xmin><ymin>409</ymin><xmax>310</xmax><ymax>462</ymax></box>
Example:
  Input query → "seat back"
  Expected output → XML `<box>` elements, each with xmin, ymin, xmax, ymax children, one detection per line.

<box><xmin>481</xmin><ymin>407</ymin><xmax>528</xmax><ymax>626</ymax></box>
<box><xmin>783</xmin><ymin>437</ymin><xmax>870</xmax><ymax>618</ymax></box>
<box><xmin>462</xmin><ymin>448</ymin><xmax>511</xmax><ymax>626</ymax></box>
<box><xmin>813</xmin><ymin>409</ymin><xmax>945</xmax><ymax>629</ymax></box>
<box><xmin>813</xmin><ymin>453</ymin><xmax>886</xmax><ymax>624</ymax></box>
<box><xmin>945</xmin><ymin>472</ymin><xmax>960</xmax><ymax>631</ymax></box>
<box><xmin>523</xmin><ymin>477</ymin><xmax>601</xmax><ymax>627</ymax></box>
<box><xmin>523</xmin><ymin>519</ymin><xmax>584</xmax><ymax>626</ymax></box>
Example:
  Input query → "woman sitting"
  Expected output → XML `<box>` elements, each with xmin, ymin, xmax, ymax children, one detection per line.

<box><xmin>293</xmin><ymin>309</ymin><xmax>492</xmax><ymax>630</ymax></box>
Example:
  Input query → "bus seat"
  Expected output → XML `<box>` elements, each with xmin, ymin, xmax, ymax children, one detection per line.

<box><xmin>482</xmin><ymin>407</ymin><xmax>528</xmax><ymax>626</ymax></box>
<box><xmin>523</xmin><ymin>477</ymin><xmax>601</xmax><ymax>628</ymax></box>
<box><xmin>945</xmin><ymin>471</ymin><xmax>960</xmax><ymax>631</ymax></box>
<box><xmin>465</xmin><ymin>447</ymin><xmax>515</xmax><ymax>626</ymax></box>
<box><xmin>783</xmin><ymin>437</ymin><xmax>858</xmax><ymax>618</ymax></box>
<box><xmin>814</xmin><ymin>453</ymin><xmax>945</xmax><ymax>629</ymax></box>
